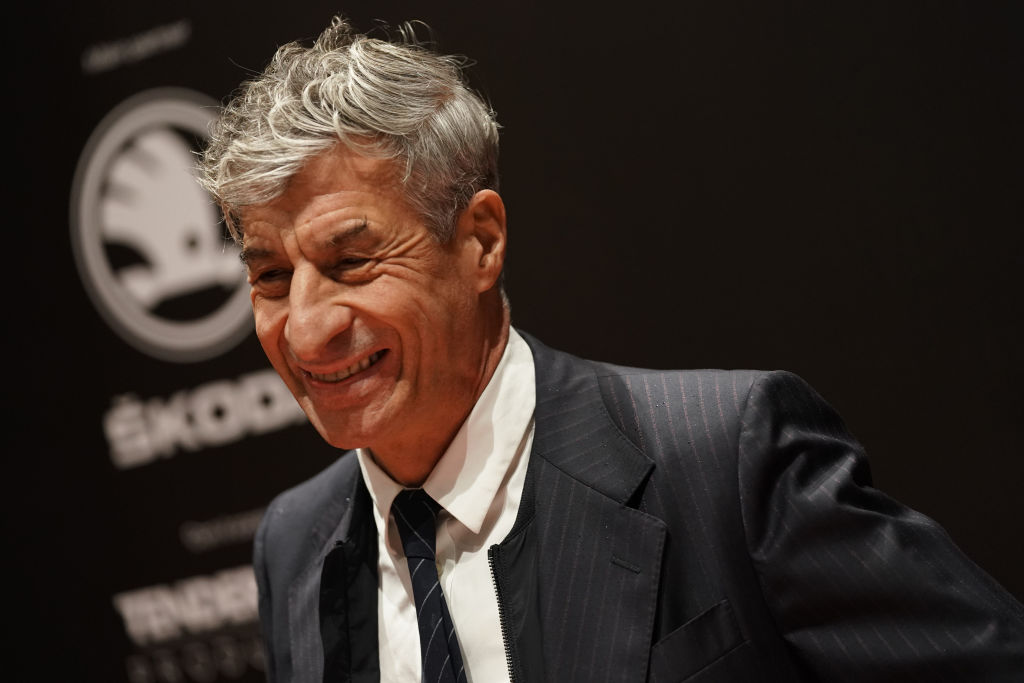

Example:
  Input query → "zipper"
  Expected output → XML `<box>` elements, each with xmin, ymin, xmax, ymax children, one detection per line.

<box><xmin>488</xmin><ymin>544</ymin><xmax>521</xmax><ymax>683</ymax></box>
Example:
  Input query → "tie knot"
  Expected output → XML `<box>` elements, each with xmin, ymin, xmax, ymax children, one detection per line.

<box><xmin>392</xmin><ymin>489</ymin><xmax>441</xmax><ymax>560</ymax></box>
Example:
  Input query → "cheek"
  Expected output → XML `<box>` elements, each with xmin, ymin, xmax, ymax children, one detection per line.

<box><xmin>252</xmin><ymin>301</ymin><xmax>287</xmax><ymax>357</ymax></box>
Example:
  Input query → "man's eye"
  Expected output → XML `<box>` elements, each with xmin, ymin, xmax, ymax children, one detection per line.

<box><xmin>250</xmin><ymin>269</ymin><xmax>293</xmax><ymax>296</ymax></box>
<box><xmin>332</xmin><ymin>258</ymin><xmax>374</xmax><ymax>280</ymax></box>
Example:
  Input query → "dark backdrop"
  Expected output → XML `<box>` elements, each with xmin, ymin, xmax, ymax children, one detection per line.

<box><xmin>11</xmin><ymin>2</ymin><xmax>1022</xmax><ymax>681</ymax></box>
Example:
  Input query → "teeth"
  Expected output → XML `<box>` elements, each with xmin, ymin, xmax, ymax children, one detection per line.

<box><xmin>310</xmin><ymin>351</ymin><xmax>382</xmax><ymax>383</ymax></box>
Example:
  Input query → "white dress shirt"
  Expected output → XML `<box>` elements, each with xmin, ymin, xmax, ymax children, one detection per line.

<box><xmin>356</xmin><ymin>328</ymin><xmax>536</xmax><ymax>683</ymax></box>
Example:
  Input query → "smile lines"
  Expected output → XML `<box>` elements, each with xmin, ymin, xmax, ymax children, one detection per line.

<box><xmin>307</xmin><ymin>350</ymin><xmax>385</xmax><ymax>383</ymax></box>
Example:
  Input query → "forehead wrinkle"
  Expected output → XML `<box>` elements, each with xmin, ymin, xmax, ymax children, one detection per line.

<box><xmin>292</xmin><ymin>155</ymin><xmax>402</xmax><ymax>215</ymax></box>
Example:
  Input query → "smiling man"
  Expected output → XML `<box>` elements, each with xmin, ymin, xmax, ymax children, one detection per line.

<box><xmin>238</xmin><ymin>145</ymin><xmax>509</xmax><ymax>485</ymax></box>
<box><xmin>200</xmin><ymin>15</ymin><xmax>1024</xmax><ymax>683</ymax></box>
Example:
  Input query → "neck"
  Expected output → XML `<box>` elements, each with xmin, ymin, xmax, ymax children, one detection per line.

<box><xmin>376</xmin><ymin>301</ymin><xmax>511</xmax><ymax>487</ymax></box>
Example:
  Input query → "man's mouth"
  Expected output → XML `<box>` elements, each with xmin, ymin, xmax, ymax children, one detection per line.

<box><xmin>306</xmin><ymin>350</ymin><xmax>386</xmax><ymax>383</ymax></box>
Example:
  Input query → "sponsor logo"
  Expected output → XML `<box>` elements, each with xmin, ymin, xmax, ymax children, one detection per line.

<box><xmin>104</xmin><ymin>368</ymin><xmax>308</xmax><ymax>469</ymax></box>
<box><xmin>114</xmin><ymin>566</ymin><xmax>264</xmax><ymax>682</ymax></box>
<box><xmin>123</xmin><ymin>632</ymin><xmax>263</xmax><ymax>683</ymax></box>
<box><xmin>71</xmin><ymin>88</ymin><xmax>252</xmax><ymax>363</ymax></box>
<box><xmin>114</xmin><ymin>566</ymin><xmax>259</xmax><ymax>647</ymax></box>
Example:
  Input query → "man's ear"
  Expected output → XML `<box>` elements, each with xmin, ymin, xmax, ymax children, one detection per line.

<box><xmin>456</xmin><ymin>189</ymin><xmax>507</xmax><ymax>292</ymax></box>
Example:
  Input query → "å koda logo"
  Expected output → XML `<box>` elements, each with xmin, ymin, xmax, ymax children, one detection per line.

<box><xmin>71</xmin><ymin>88</ymin><xmax>252</xmax><ymax>362</ymax></box>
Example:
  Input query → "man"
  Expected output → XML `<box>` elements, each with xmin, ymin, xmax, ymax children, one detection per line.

<box><xmin>199</xmin><ymin>15</ymin><xmax>1024</xmax><ymax>683</ymax></box>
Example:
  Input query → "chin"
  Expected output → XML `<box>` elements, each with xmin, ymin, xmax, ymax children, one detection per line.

<box><xmin>309</xmin><ymin>414</ymin><xmax>380</xmax><ymax>452</ymax></box>
<box><xmin>310</xmin><ymin>421</ymin><xmax>361</xmax><ymax>450</ymax></box>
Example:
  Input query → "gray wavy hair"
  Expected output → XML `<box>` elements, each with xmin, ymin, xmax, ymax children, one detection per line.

<box><xmin>198</xmin><ymin>15</ymin><xmax>500</xmax><ymax>243</ymax></box>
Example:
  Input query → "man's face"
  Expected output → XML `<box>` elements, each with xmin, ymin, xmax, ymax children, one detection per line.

<box><xmin>238</xmin><ymin>145</ymin><xmax>497</xmax><ymax>467</ymax></box>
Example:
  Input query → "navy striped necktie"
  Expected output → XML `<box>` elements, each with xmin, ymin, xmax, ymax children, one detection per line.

<box><xmin>392</xmin><ymin>489</ymin><xmax>467</xmax><ymax>683</ymax></box>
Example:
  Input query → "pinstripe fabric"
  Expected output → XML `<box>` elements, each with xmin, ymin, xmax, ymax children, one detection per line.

<box><xmin>516</xmin><ymin>333</ymin><xmax>1023</xmax><ymax>681</ymax></box>
<box><xmin>392</xmin><ymin>490</ymin><xmax>466</xmax><ymax>683</ymax></box>
<box><xmin>253</xmin><ymin>331</ymin><xmax>1024</xmax><ymax>683</ymax></box>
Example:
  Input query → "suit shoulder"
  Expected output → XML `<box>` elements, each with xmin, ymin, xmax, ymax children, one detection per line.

<box><xmin>594</xmin><ymin>364</ymin><xmax>766</xmax><ymax>412</ymax></box>
<box><xmin>585</xmin><ymin>364</ymin><xmax>765</xmax><ymax>456</ymax></box>
<box><xmin>740</xmin><ymin>369</ymin><xmax>853</xmax><ymax>449</ymax></box>
<box><xmin>593</xmin><ymin>362</ymin><xmax>763</xmax><ymax>384</ymax></box>
<box><xmin>519</xmin><ymin>330</ymin><xmax>825</xmax><ymax>453</ymax></box>
<box><xmin>594</xmin><ymin>366</ymin><xmax>830</xmax><ymax>425</ymax></box>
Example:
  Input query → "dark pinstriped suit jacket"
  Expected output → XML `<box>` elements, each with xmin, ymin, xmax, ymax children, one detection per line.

<box><xmin>254</xmin><ymin>331</ymin><xmax>1024</xmax><ymax>682</ymax></box>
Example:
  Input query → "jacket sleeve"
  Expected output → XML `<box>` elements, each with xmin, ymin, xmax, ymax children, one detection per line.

<box><xmin>737</xmin><ymin>370</ymin><xmax>1024</xmax><ymax>681</ymax></box>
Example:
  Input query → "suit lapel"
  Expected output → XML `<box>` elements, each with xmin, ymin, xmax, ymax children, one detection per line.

<box><xmin>320</xmin><ymin>473</ymin><xmax>379</xmax><ymax>683</ymax></box>
<box><xmin>520</xmin><ymin>332</ymin><xmax>667</xmax><ymax>683</ymax></box>
<box><xmin>284</xmin><ymin>457</ymin><xmax>378</xmax><ymax>683</ymax></box>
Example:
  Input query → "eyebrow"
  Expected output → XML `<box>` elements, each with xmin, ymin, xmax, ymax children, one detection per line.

<box><xmin>238</xmin><ymin>247</ymin><xmax>274</xmax><ymax>267</ymax></box>
<box><xmin>238</xmin><ymin>221</ymin><xmax>371</xmax><ymax>267</ymax></box>
<box><xmin>324</xmin><ymin>220</ymin><xmax>369</xmax><ymax>248</ymax></box>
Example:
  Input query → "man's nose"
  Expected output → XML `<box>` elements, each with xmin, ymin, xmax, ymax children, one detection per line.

<box><xmin>283</xmin><ymin>265</ymin><xmax>353</xmax><ymax>361</ymax></box>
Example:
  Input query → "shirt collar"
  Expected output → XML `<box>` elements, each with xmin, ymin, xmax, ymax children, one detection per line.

<box><xmin>357</xmin><ymin>328</ymin><xmax>536</xmax><ymax>536</ymax></box>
